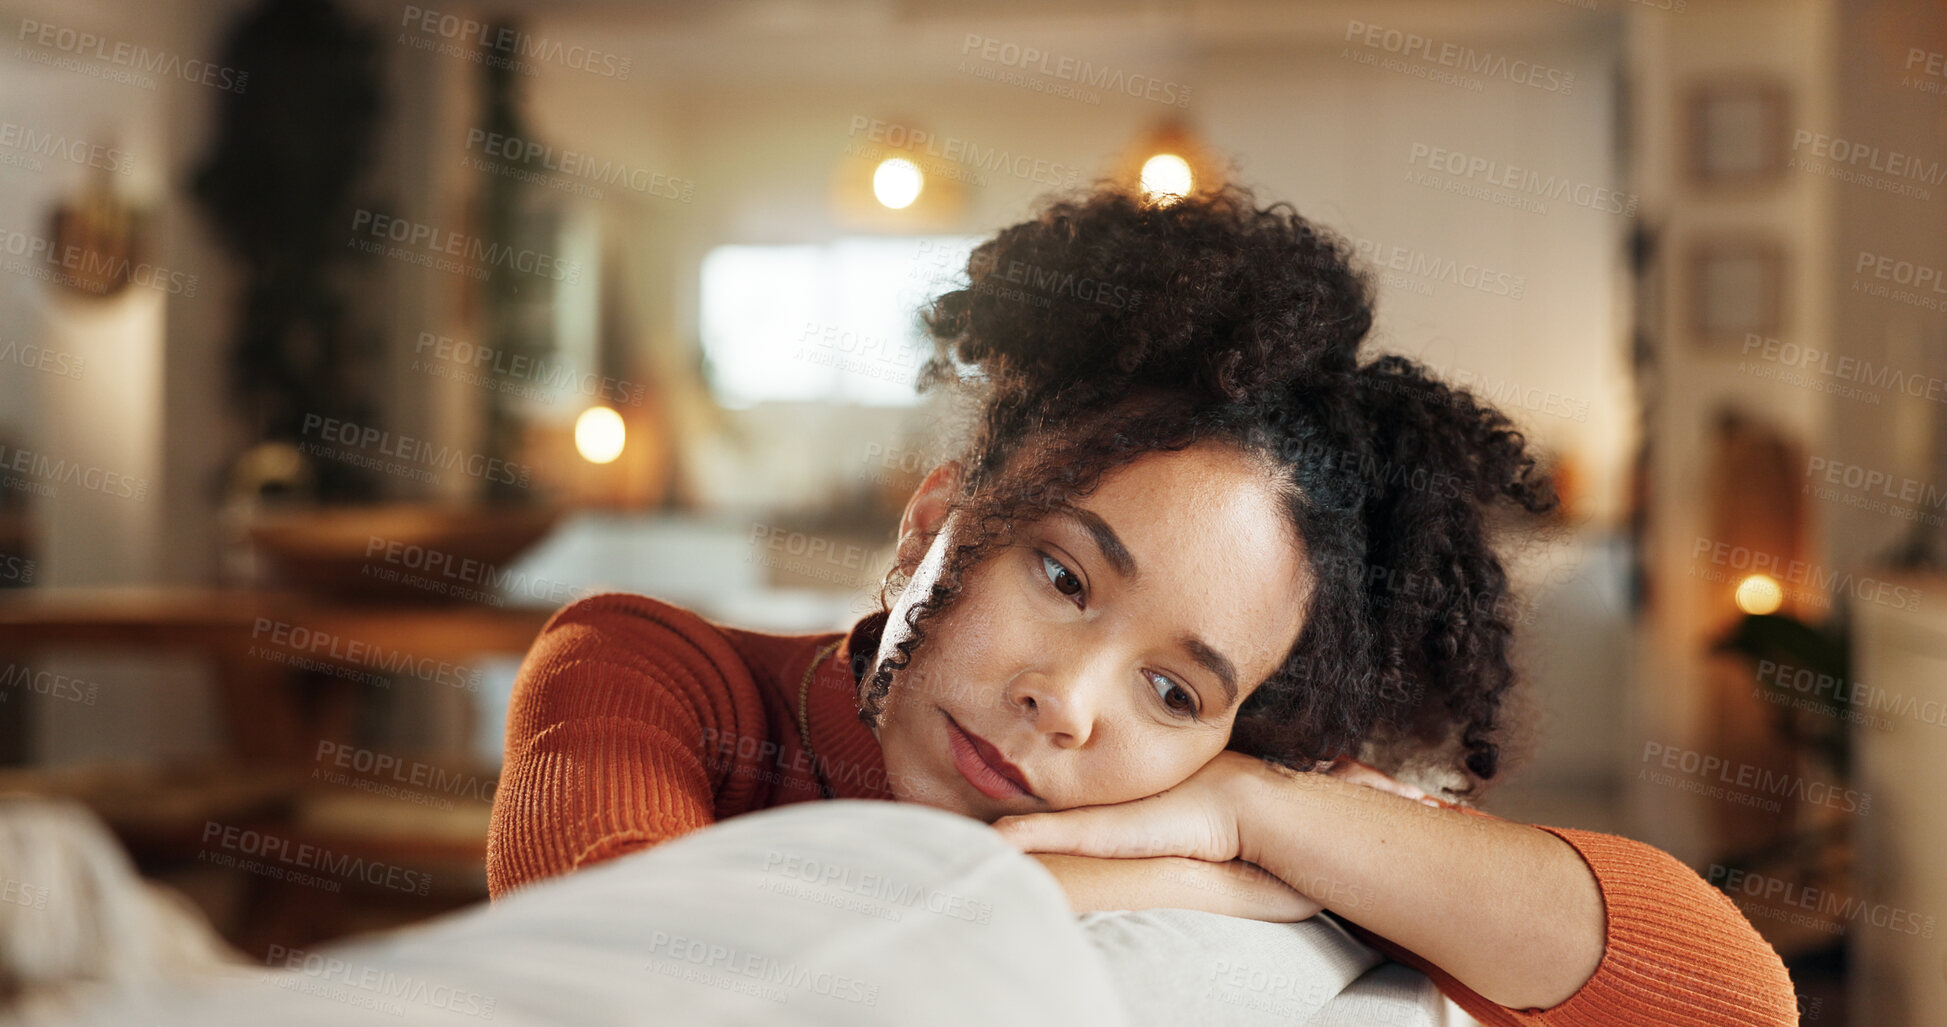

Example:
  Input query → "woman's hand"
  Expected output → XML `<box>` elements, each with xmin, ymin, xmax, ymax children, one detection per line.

<box><xmin>993</xmin><ymin>750</ymin><xmax>1262</xmax><ymax>863</ymax></box>
<box><xmin>1320</xmin><ymin>755</ymin><xmax>1445</xmax><ymax>807</ymax></box>
<box><xmin>992</xmin><ymin>750</ymin><xmax>1439</xmax><ymax>863</ymax></box>
<box><xmin>1030</xmin><ymin>853</ymin><xmax>1323</xmax><ymax>923</ymax></box>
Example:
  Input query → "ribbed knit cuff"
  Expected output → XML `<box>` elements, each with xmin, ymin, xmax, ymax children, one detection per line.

<box><xmin>1493</xmin><ymin>826</ymin><xmax>1800</xmax><ymax>1026</ymax></box>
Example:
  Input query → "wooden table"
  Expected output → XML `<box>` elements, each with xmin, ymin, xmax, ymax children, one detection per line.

<box><xmin>0</xmin><ymin>587</ymin><xmax>554</xmax><ymax>764</ymax></box>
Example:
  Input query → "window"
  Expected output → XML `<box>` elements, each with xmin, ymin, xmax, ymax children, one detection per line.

<box><xmin>699</xmin><ymin>236</ymin><xmax>980</xmax><ymax>408</ymax></box>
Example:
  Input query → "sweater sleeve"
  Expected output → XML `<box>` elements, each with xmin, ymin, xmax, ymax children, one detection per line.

<box><xmin>485</xmin><ymin>593</ymin><xmax>767</xmax><ymax>900</ymax></box>
<box><xmin>1339</xmin><ymin>817</ymin><xmax>1800</xmax><ymax>1026</ymax></box>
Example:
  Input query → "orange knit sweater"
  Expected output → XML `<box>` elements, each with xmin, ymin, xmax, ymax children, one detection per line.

<box><xmin>487</xmin><ymin>593</ymin><xmax>1801</xmax><ymax>1026</ymax></box>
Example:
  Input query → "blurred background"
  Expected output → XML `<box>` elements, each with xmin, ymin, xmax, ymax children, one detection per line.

<box><xmin>0</xmin><ymin>0</ymin><xmax>1942</xmax><ymax>1022</ymax></box>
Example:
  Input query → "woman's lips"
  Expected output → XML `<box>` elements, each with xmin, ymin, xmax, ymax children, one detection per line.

<box><xmin>944</xmin><ymin>712</ymin><xmax>1035</xmax><ymax>801</ymax></box>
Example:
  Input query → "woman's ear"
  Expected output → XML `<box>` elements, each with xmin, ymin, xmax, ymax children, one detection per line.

<box><xmin>896</xmin><ymin>460</ymin><xmax>962</xmax><ymax>574</ymax></box>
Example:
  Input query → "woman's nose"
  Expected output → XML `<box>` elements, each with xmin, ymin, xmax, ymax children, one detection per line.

<box><xmin>1004</xmin><ymin>668</ymin><xmax>1103</xmax><ymax>748</ymax></box>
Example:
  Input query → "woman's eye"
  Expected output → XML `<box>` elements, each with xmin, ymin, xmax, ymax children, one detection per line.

<box><xmin>1040</xmin><ymin>552</ymin><xmax>1083</xmax><ymax>600</ymax></box>
<box><xmin>1148</xmin><ymin>672</ymin><xmax>1199</xmax><ymax>719</ymax></box>
<box><xmin>1031</xmin><ymin>549</ymin><xmax>1194</xmax><ymax>721</ymax></box>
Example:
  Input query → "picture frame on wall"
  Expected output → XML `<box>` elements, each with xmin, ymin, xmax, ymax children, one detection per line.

<box><xmin>1685</xmin><ymin>236</ymin><xmax>1787</xmax><ymax>352</ymax></box>
<box><xmin>1684</xmin><ymin>79</ymin><xmax>1791</xmax><ymax>190</ymax></box>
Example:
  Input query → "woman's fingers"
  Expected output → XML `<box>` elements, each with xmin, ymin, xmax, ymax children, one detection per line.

<box><xmin>993</xmin><ymin>807</ymin><xmax>1150</xmax><ymax>858</ymax></box>
<box><xmin>995</xmin><ymin>755</ymin><xmax>1255</xmax><ymax>862</ymax></box>
<box><xmin>993</xmin><ymin>797</ymin><xmax>1227</xmax><ymax>861</ymax></box>
<box><xmin>1323</xmin><ymin>757</ymin><xmax>1428</xmax><ymax>801</ymax></box>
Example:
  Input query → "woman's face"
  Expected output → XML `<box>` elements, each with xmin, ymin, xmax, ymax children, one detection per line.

<box><xmin>869</xmin><ymin>441</ymin><xmax>1311</xmax><ymax>822</ymax></box>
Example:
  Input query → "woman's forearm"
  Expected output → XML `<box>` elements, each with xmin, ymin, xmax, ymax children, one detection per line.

<box><xmin>1029</xmin><ymin>853</ymin><xmax>1321</xmax><ymax>922</ymax></box>
<box><xmin>1228</xmin><ymin>761</ymin><xmax>1606</xmax><ymax>1011</ymax></box>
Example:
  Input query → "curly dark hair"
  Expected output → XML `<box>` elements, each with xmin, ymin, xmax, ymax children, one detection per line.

<box><xmin>849</xmin><ymin>182</ymin><xmax>1558</xmax><ymax>796</ymax></box>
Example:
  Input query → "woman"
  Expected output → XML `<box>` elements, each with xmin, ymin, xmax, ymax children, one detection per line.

<box><xmin>488</xmin><ymin>185</ymin><xmax>1799</xmax><ymax>1024</ymax></box>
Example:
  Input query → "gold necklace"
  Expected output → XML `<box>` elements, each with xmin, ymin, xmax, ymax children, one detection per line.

<box><xmin>797</xmin><ymin>638</ymin><xmax>845</xmax><ymax>800</ymax></box>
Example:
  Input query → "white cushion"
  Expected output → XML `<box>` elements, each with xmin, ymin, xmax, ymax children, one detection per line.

<box><xmin>64</xmin><ymin>800</ymin><xmax>1131</xmax><ymax>1026</ymax></box>
<box><xmin>56</xmin><ymin>799</ymin><xmax>1445</xmax><ymax>1026</ymax></box>
<box><xmin>1077</xmin><ymin>907</ymin><xmax>1445</xmax><ymax>1026</ymax></box>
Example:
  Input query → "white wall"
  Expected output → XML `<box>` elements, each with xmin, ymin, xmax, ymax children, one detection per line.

<box><xmin>510</xmin><ymin>6</ymin><xmax>1633</xmax><ymax>529</ymax></box>
<box><xmin>0</xmin><ymin>0</ymin><xmax>248</xmax><ymax>587</ymax></box>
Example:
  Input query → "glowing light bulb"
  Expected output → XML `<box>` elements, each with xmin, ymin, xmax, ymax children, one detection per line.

<box><xmin>873</xmin><ymin>158</ymin><xmax>924</xmax><ymax>209</ymax></box>
<box><xmin>575</xmin><ymin>406</ymin><xmax>625</xmax><ymax>465</ymax></box>
<box><xmin>1140</xmin><ymin>153</ymin><xmax>1194</xmax><ymax>203</ymax></box>
<box><xmin>1734</xmin><ymin>574</ymin><xmax>1783</xmax><ymax>615</ymax></box>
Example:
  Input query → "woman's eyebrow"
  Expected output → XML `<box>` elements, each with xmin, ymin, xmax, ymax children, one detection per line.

<box><xmin>1059</xmin><ymin>505</ymin><xmax>1138</xmax><ymax>579</ymax></box>
<box><xmin>1056</xmin><ymin>505</ymin><xmax>1240</xmax><ymax>708</ymax></box>
<box><xmin>1180</xmin><ymin>634</ymin><xmax>1240</xmax><ymax>711</ymax></box>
